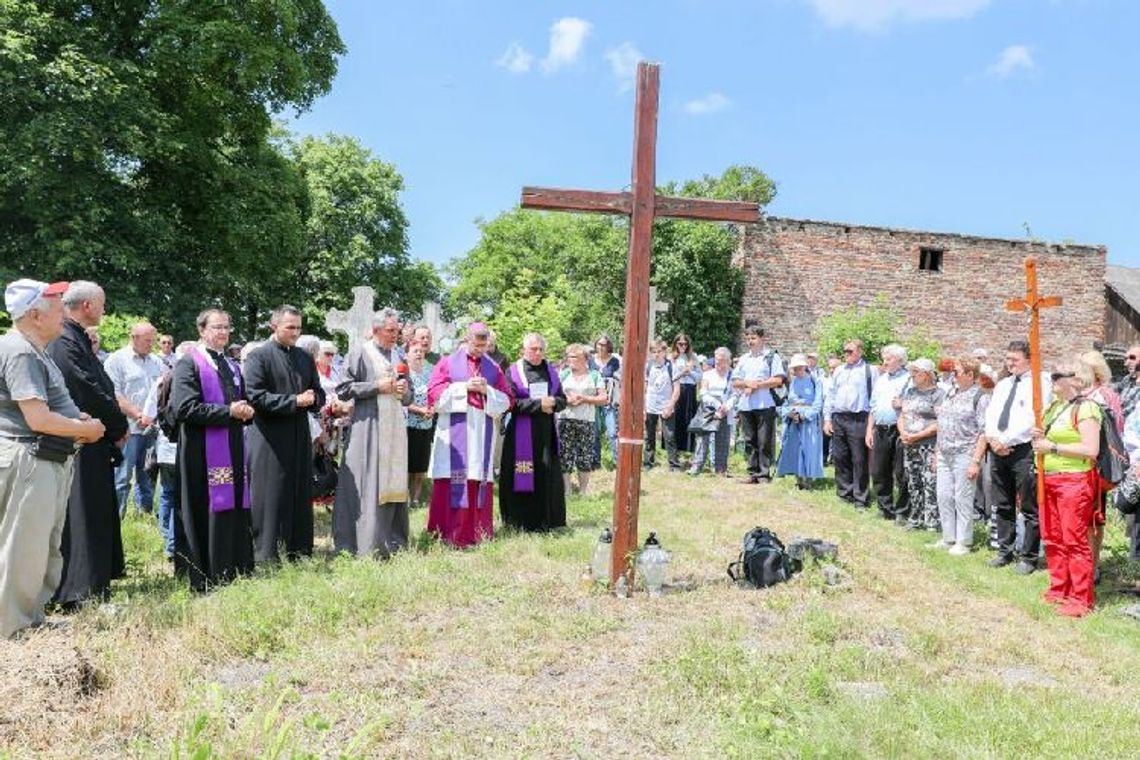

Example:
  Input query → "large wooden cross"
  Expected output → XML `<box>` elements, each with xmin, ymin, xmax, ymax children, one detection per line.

<box><xmin>1005</xmin><ymin>255</ymin><xmax>1062</xmax><ymax>498</ymax></box>
<box><xmin>520</xmin><ymin>61</ymin><xmax>760</xmax><ymax>590</ymax></box>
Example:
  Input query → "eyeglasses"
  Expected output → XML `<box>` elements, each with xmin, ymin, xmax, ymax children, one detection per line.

<box><xmin>206</xmin><ymin>324</ymin><xmax>231</xmax><ymax>332</ymax></box>
<box><xmin>1050</xmin><ymin>372</ymin><xmax>1075</xmax><ymax>382</ymax></box>
<box><xmin>843</xmin><ymin>348</ymin><xmax>856</xmax><ymax>355</ymax></box>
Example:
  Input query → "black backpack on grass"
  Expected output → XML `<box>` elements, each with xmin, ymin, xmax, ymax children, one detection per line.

<box><xmin>728</xmin><ymin>527</ymin><xmax>801</xmax><ymax>588</ymax></box>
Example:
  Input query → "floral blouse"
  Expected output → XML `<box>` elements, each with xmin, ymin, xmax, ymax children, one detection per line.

<box><xmin>406</xmin><ymin>362</ymin><xmax>435</xmax><ymax>430</ymax></box>
<box><xmin>936</xmin><ymin>385</ymin><xmax>988</xmax><ymax>454</ymax></box>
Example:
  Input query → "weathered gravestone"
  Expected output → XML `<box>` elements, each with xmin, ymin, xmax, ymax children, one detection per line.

<box><xmin>419</xmin><ymin>300</ymin><xmax>457</xmax><ymax>352</ymax></box>
<box><xmin>325</xmin><ymin>286</ymin><xmax>376</xmax><ymax>356</ymax></box>
<box><xmin>648</xmin><ymin>285</ymin><xmax>670</xmax><ymax>343</ymax></box>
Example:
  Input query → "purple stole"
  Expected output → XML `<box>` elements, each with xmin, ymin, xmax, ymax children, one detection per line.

<box><xmin>446</xmin><ymin>350</ymin><xmax>503</xmax><ymax>510</ymax></box>
<box><xmin>190</xmin><ymin>348</ymin><xmax>248</xmax><ymax>513</ymax></box>
<box><xmin>509</xmin><ymin>360</ymin><xmax>562</xmax><ymax>493</ymax></box>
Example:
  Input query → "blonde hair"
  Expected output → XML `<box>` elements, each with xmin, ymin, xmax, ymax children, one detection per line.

<box><xmin>1080</xmin><ymin>350</ymin><xmax>1111</xmax><ymax>385</ymax></box>
<box><xmin>564</xmin><ymin>343</ymin><xmax>587</xmax><ymax>359</ymax></box>
<box><xmin>650</xmin><ymin>339</ymin><xmax>669</xmax><ymax>352</ymax></box>
<box><xmin>1057</xmin><ymin>358</ymin><xmax>1094</xmax><ymax>391</ymax></box>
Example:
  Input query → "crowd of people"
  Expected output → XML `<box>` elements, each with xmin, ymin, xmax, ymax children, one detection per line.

<box><xmin>2</xmin><ymin>274</ymin><xmax>1138</xmax><ymax>639</ymax></box>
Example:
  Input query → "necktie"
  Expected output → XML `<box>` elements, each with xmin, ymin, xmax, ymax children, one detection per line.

<box><xmin>996</xmin><ymin>374</ymin><xmax>1020</xmax><ymax>432</ymax></box>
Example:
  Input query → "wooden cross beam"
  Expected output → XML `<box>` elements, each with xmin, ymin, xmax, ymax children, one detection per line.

<box><xmin>1004</xmin><ymin>255</ymin><xmax>1062</xmax><ymax>499</ymax></box>
<box><xmin>519</xmin><ymin>62</ymin><xmax>761</xmax><ymax>591</ymax></box>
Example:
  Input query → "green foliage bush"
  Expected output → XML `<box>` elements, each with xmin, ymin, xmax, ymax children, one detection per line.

<box><xmin>814</xmin><ymin>296</ymin><xmax>941</xmax><ymax>362</ymax></box>
<box><xmin>97</xmin><ymin>313</ymin><xmax>151</xmax><ymax>353</ymax></box>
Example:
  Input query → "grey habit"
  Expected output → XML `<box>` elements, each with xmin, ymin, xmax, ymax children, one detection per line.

<box><xmin>332</xmin><ymin>342</ymin><xmax>412</xmax><ymax>557</ymax></box>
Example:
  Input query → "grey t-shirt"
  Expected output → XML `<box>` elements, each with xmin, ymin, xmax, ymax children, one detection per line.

<box><xmin>0</xmin><ymin>330</ymin><xmax>81</xmax><ymax>438</ymax></box>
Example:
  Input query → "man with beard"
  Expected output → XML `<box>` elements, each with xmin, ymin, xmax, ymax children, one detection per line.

<box><xmin>244</xmin><ymin>305</ymin><xmax>324</xmax><ymax>562</ymax></box>
<box><xmin>46</xmin><ymin>281</ymin><xmax>129</xmax><ymax>608</ymax></box>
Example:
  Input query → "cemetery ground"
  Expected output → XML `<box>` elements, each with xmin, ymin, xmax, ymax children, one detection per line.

<box><xmin>4</xmin><ymin>462</ymin><xmax>1140</xmax><ymax>759</ymax></box>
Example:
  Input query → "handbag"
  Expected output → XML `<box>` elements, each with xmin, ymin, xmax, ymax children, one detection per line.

<box><xmin>29</xmin><ymin>435</ymin><xmax>77</xmax><ymax>463</ymax></box>
<box><xmin>687</xmin><ymin>402</ymin><xmax>721</xmax><ymax>434</ymax></box>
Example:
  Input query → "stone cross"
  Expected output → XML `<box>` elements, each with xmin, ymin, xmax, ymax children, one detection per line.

<box><xmin>419</xmin><ymin>300</ymin><xmax>457</xmax><ymax>352</ymax></box>
<box><xmin>325</xmin><ymin>286</ymin><xmax>375</xmax><ymax>356</ymax></box>
<box><xmin>519</xmin><ymin>62</ymin><xmax>760</xmax><ymax>590</ymax></box>
<box><xmin>648</xmin><ymin>285</ymin><xmax>670</xmax><ymax>342</ymax></box>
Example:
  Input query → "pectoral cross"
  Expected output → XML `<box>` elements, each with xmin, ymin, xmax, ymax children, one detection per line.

<box><xmin>1005</xmin><ymin>256</ymin><xmax>1062</xmax><ymax>497</ymax></box>
<box><xmin>520</xmin><ymin>62</ymin><xmax>760</xmax><ymax>591</ymax></box>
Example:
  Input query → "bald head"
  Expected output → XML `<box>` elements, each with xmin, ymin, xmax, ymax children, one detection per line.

<box><xmin>129</xmin><ymin>321</ymin><xmax>156</xmax><ymax>357</ymax></box>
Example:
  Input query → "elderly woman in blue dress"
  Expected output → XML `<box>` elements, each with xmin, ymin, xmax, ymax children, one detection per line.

<box><xmin>777</xmin><ymin>353</ymin><xmax>825</xmax><ymax>489</ymax></box>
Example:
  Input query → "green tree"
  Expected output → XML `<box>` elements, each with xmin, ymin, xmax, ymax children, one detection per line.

<box><xmin>287</xmin><ymin>132</ymin><xmax>441</xmax><ymax>327</ymax></box>
<box><xmin>0</xmin><ymin>0</ymin><xmax>345</xmax><ymax>338</ymax></box>
<box><xmin>813</xmin><ymin>296</ymin><xmax>941</xmax><ymax>363</ymax></box>
<box><xmin>490</xmin><ymin>270</ymin><xmax>574</xmax><ymax>359</ymax></box>
<box><xmin>447</xmin><ymin>165</ymin><xmax>776</xmax><ymax>353</ymax></box>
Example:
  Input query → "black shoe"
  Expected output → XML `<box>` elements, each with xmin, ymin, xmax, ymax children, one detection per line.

<box><xmin>989</xmin><ymin>554</ymin><xmax>1014</xmax><ymax>568</ymax></box>
<box><xmin>1095</xmin><ymin>568</ymin><xmax>1102</xmax><ymax>586</ymax></box>
<box><xmin>1013</xmin><ymin>560</ymin><xmax>1036</xmax><ymax>576</ymax></box>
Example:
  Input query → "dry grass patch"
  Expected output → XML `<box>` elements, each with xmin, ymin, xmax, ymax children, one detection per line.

<box><xmin>3</xmin><ymin>469</ymin><xmax>1140</xmax><ymax>757</ymax></box>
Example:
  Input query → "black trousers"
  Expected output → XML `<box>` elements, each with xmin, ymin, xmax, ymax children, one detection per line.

<box><xmin>739</xmin><ymin>408</ymin><xmax>777</xmax><ymax>479</ymax></box>
<box><xmin>644</xmin><ymin>413</ymin><xmax>678</xmax><ymax>469</ymax></box>
<box><xmin>871</xmin><ymin>424</ymin><xmax>908</xmax><ymax>518</ymax></box>
<box><xmin>831</xmin><ymin>412</ymin><xmax>869</xmax><ymax>507</ymax></box>
<box><xmin>991</xmin><ymin>442</ymin><xmax>1039</xmax><ymax>562</ymax></box>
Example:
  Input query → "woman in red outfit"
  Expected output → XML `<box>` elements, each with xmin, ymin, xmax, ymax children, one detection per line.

<box><xmin>1031</xmin><ymin>360</ymin><xmax>1101</xmax><ymax>617</ymax></box>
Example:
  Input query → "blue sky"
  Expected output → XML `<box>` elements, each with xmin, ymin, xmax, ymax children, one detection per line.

<box><xmin>291</xmin><ymin>0</ymin><xmax>1137</xmax><ymax>268</ymax></box>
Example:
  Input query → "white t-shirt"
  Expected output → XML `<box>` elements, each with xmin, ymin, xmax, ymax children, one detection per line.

<box><xmin>558</xmin><ymin>369</ymin><xmax>603</xmax><ymax>423</ymax></box>
<box><xmin>645</xmin><ymin>360</ymin><xmax>676</xmax><ymax>415</ymax></box>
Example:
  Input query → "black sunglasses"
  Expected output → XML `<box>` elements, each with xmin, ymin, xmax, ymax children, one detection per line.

<box><xmin>1050</xmin><ymin>372</ymin><xmax>1075</xmax><ymax>382</ymax></box>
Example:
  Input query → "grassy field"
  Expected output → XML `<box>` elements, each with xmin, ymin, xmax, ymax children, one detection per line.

<box><xmin>3</xmin><ymin>463</ymin><xmax>1140</xmax><ymax>759</ymax></box>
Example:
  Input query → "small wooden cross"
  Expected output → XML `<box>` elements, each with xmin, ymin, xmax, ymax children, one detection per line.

<box><xmin>520</xmin><ymin>62</ymin><xmax>760</xmax><ymax>590</ymax></box>
<box><xmin>1004</xmin><ymin>256</ymin><xmax>1062</xmax><ymax>496</ymax></box>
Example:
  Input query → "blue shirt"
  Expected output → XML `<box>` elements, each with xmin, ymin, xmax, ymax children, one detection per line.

<box><xmin>824</xmin><ymin>359</ymin><xmax>873</xmax><ymax>421</ymax></box>
<box><xmin>735</xmin><ymin>349</ymin><xmax>786</xmax><ymax>412</ymax></box>
<box><xmin>870</xmin><ymin>368</ymin><xmax>911</xmax><ymax>426</ymax></box>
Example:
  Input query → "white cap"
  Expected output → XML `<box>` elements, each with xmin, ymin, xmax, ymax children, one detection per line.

<box><xmin>4</xmin><ymin>278</ymin><xmax>69</xmax><ymax>320</ymax></box>
<box><xmin>788</xmin><ymin>353</ymin><xmax>809</xmax><ymax>369</ymax></box>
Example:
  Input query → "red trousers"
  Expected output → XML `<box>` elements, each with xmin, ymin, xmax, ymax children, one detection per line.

<box><xmin>1040</xmin><ymin>470</ymin><xmax>1097</xmax><ymax>610</ymax></box>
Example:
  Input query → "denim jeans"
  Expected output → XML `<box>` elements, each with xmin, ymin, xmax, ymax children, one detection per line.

<box><xmin>116</xmin><ymin>432</ymin><xmax>156</xmax><ymax>516</ymax></box>
<box><xmin>602</xmin><ymin>405</ymin><xmax>618</xmax><ymax>457</ymax></box>
<box><xmin>156</xmin><ymin>463</ymin><xmax>179</xmax><ymax>558</ymax></box>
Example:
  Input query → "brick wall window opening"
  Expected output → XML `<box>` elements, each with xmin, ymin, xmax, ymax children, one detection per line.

<box><xmin>919</xmin><ymin>247</ymin><xmax>944</xmax><ymax>272</ymax></box>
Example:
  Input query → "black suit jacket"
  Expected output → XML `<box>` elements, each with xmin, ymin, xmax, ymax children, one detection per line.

<box><xmin>46</xmin><ymin>319</ymin><xmax>129</xmax><ymax>447</ymax></box>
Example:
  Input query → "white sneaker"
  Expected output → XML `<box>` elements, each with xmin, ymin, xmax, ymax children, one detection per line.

<box><xmin>924</xmin><ymin>539</ymin><xmax>952</xmax><ymax>550</ymax></box>
<box><xmin>948</xmin><ymin>544</ymin><xmax>971</xmax><ymax>556</ymax></box>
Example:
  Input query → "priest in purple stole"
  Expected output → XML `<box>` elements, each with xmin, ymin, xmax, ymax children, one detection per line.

<box><xmin>426</xmin><ymin>323</ymin><xmax>513</xmax><ymax>547</ymax></box>
<box><xmin>171</xmin><ymin>309</ymin><xmax>255</xmax><ymax>591</ymax></box>
<box><xmin>500</xmin><ymin>333</ymin><xmax>567</xmax><ymax>532</ymax></box>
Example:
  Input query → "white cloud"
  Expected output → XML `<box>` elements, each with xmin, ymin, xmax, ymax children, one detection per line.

<box><xmin>683</xmin><ymin>93</ymin><xmax>731</xmax><ymax>115</ymax></box>
<box><xmin>604</xmin><ymin>42</ymin><xmax>643</xmax><ymax>92</ymax></box>
<box><xmin>496</xmin><ymin>42</ymin><xmax>534</xmax><ymax>74</ymax></box>
<box><xmin>808</xmin><ymin>0</ymin><xmax>991</xmax><ymax>32</ymax></box>
<box><xmin>541</xmin><ymin>17</ymin><xmax>591</xmax><ymax>72</ymax></box>
<box><xmin>987</xmin><ymin>44</ymin><xmax>1035</xmax><ymax>77</ymax></box>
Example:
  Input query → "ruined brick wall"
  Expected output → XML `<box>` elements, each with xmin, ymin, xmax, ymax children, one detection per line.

<box><xmin>734</xmin><ymin>217</ymin><xmax>1106</xmax><ymax>364</ymax></box>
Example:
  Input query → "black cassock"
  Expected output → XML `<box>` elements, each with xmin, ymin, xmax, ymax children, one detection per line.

<box><xmin>171</xmin><ymin>349</ymin><xmax>254</xmax><ymax>591</ymax></box>
<box><xmin>46</xmin><ymin>319</ymin><xmax>129</xmax><ymax>605</ymax></box>
<box><xmin>243</xmin><ymin>340</ymin><xmax>324</xmax><ymax>561</ymax></box>
<box><xmin>500</xmin><ymin>360</ymin><xmax>567</xmax><ymax>532</ymax></box>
